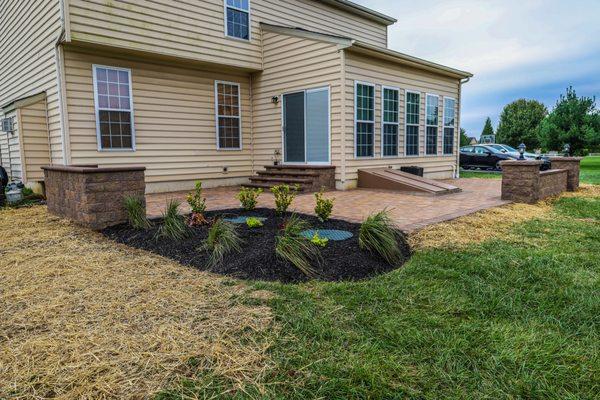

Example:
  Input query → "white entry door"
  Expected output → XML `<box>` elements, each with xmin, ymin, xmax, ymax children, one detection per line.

<box><xmin>282</xmin><ymin>87</ymin><xmax>330</xmax><ymax>164</ymax></box>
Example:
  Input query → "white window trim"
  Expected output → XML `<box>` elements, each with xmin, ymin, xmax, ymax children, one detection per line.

<box><xmin>381</xmin><ymin>85</ymin><xmax>400</xmax><ymax>158</ymax></box>
<box><xmin>92</xmin><ymin>64</ymin><xmax>136</xmax><ymax>152</ymax></box>
<box><xmin>442</xmin><ymin>96</ymin><xmax>456</xmax><ymax>155</ymax></box>
<box><xmin>354</xmin><ymin>80</ymin><xmax>376</xmax><ymax>159</ymax></box>
<box><xmin>404</xmin><ymin>89</ymin><xmax>420</xmax><ymax>157</ymax></box>
<box><xmin>425</xmin><ymin>93</ymin><xmax>439</xmax><ymax>156</ymax></box>
<box><xmin>214</xmin><ymin>80</ymin><xmax>243</xmax><ymax>151</ymax></box>
<box><xmin>223</xmin><ymin>0</ymin><xmax>252</xmax><ymax>41</ymax></box>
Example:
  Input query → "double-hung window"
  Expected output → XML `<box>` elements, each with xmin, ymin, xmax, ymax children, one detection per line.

<box><xmin>355</xmin><ymin>82</ymin><xmax>375</xmax><ymax>157</ymax></box>
<box><xmin>93</xmin><ymin>65</ymin><xmax>135</xmax><ymax>150</ymax></box>
<box><xmin>425</xmin><ymin>94</ymin><xmax>439</xmax><ymax>155</ymax></box>
<box><xmin>215</xmin><ymin>81</ymin><xmax>242</xmax><ymax>150</ymax></box>
<box><xmin>225</xmin><ymin>0</ymin><xmax>250</xmax><ymax>40</ymax></box>
<box><xmin>405</xmin><ymin>91</ymin><xmax>420</xmax><ymax>156</ymax></box>
<box><xmin>382</xmin><ymin>87</ymin><xmax>399</xmax><ymax>157</ymax></box>
<box><xmin>443</xmin><ymin>97</ymin><xmax>456</xmax><ymax>155</ymax></box>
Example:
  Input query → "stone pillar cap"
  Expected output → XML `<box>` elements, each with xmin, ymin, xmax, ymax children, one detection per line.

<box><xmin>548</xmin><ymin>156</ymin><xmax>583</xmax><ymax>161</ymax></box>
<box><xmin>500</xmin><ymin>159</ymin><xmax>543</xmax><ymax>166</ymax></box>
<box><xmin>42</xmin><ymin>165</ymin><xmax>146</xmax><ymax>173</ymax></box>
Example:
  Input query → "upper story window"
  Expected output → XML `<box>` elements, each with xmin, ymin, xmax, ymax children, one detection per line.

<box><xmin>405</xmin><ymin>91</ymin><xmax>420</xmax><ymax>156</ymax></box>
<box><xmin>382</xmin><ymin>87</ymin><xmax>399</xmax><ymax>157</ymax></box>
<box><xmin>225</xmin><ymin>0</ymin><xmax>250</xmax><ymax>40</ymax></box>
<box><xmin>443</xmin><ymin>97</ymin><xmax>456</xmax><ymax>155</ymax></box>
<box><xmin>425</xmin><ymin>94</ymin><xmax>439</xmax><ymax>155</ymax></box>
<box><xmin>93</xmin><ymin>65</ymin><xmax>135</xmax><ymax>151</ymax></box>
<box><xmin>355</xmin><ymin>82</ymin><xmax>375</xmax><ymax>158</ymax></box>
<box><xmin>215</xmin><ymin>81</ymin><xmax>242</xmax><ymax>150</ymax></box>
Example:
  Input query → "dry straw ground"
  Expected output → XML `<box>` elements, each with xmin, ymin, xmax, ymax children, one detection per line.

<box><xmin>410</xmin><ymin>184</ymin><xmax>599</xmax><ymax>250</ymax></box>
<box><xmin>0</xmin><ymin>207</ymin><xmax>274</xmax><ymax>399</ymax></box>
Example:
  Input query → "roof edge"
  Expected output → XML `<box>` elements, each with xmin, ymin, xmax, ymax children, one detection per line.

<box><xmin>260</xmin><ymin>23</ymin><xmax>354</xmax><ymax>47</ymax></box>
<box><xmin>318</xmin><ymin>0</ymin><xmax>397</xmax><ymax>25</ymax></box>
<box><xmin>1</xmin><ymin>92</ymin><xmax>47</xmax><ymax>114</ymax></box>
<box><xmin>349</xmin><ymin>42</ymin><xmax>473</xmax><ymax>79</ymax></box>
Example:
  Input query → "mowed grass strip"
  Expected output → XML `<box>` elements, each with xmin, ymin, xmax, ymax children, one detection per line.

<box><xmin>161</xmin><ymin>187</ymin><xmax>600</xmax><ymax>399</ymax></box>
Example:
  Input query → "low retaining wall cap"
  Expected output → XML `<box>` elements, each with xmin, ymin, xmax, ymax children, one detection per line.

<box><xmin>548</xmin><ymin>156</ymin><xmax>583</xmax><ymax>161</ymax></box>
<box><xmin>500</xmin><ymin>159</ymin><xmax>543</xmax><ymax>166</ymax></box>
<box><xmin>42</xmin><ymin>165</ymin><xmax>146</xmax><ymax>174</ymax></box>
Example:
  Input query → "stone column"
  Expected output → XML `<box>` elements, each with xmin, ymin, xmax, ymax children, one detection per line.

<box><xmin>549</xmin><ymin>157</ymin><xmax>582</xmax><ymax>191</ymax></box>
<box><xmin>500</xmin><ymin>160</ymin><xmax>543</xmax><ymax>204</ymax></box>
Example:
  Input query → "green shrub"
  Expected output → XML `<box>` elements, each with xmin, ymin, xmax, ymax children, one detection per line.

<box><xmin>314</xmin><ymin>188</ymin><xmax>334</xmax><ymax>222</ymax></box>
<box><xmin>275</xmin><ymin>214</ymin><xmax>321</xmax><ymax>277</ymax></box>
<box><xmin>156</xmin><ymin>200</ymin><xmax>189</xmax><ymax>240</ymax></box>
<box><xmin>236</xmin><ymin>187</ymin><xmax>263</xmax><ymax>211</ymax></box>
<box><xmin>359</xmin><ymin>210</ymin><xmax>403</xmax><ymax>265</ymax></box>
<box><xmin>123</xmin><ymin>195</ymin><xmax>151</xmax><ymax>230</ymax></box>
<box><xmin>200</xmin><ymin>219</ymin><xmax>243</xmax><ymax>268</ymax></box>
<box><xmin>187</xmin><ymin>181</ymin><xmax>208</xmax><ymax>226</ymax></box>
<box><xmin>310</xmin><ymin>232</ymin><xmax>328</xmax><ymax>247</ymax></box>
<box><xmin>271</xmin><ymin>184</ymin><xmax>299</xmax><ymax>214</ymax></box>
<box><xmin>246</xmin><ymin>217</ymin><xmax>264</xmax><ymax>228</ymax></box>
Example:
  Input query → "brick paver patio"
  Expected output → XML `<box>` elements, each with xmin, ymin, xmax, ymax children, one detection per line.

<box><xmin>146</xmin><ymin>178</ymin><xmax>509</xmax><ymax>232</ymax></box>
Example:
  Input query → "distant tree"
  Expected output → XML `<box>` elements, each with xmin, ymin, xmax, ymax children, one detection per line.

<box><xmin>495</xmin><ymin>99</ymin><xmax>547</xmax><ymax>149</ymax></box>
<box><xmin>538</xmin><ymin>87</ymin><xmax>600</xmax><ymax>155</ymax></box>
<box><xmin>481</xmin><ymin>117</ymin><xmax>494</xmax><ymax>137</ymax></box>
<box><xmin>460</xmin><ymin>128</ymin><xmax>470</xmax><ymax>146</ymax></box>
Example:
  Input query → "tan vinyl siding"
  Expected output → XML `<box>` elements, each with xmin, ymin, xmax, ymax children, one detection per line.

<box><xmin>20</xmin><ymin>97</ymin><xmax>51</xmax><ymax>181</ymax></box>
<box><xmin>0</xmin><ymin>110</ymin><xmax>22</xmax><ymax>181</ymax></box>
<box><xmin>68</xmin><ymin>0</ymin><xmax>387</xmax><ymax>71</ymax></box>
<box><xmin>0</xmin><ymin>0</ymin><xmax>63</xmax><ymax>164</ymax></box>
<box><xmin>342</xmin><ymin>51</ymin><xmax>461</xmax><ymax>186</ymax></box>
<box><xmin>63</xmin><ymin>48</ymin><xmax>253</xmax><ymax>193</ymax></box>
<box><xmin>251</xmin><ymin>31</ymin><xmax>342</xmax><ymax>175</ymax></box>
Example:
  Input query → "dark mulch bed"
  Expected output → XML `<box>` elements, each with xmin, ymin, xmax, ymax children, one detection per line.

<box><xmin>101</xmin><ymin>208</ymin><xmax>411</xmax><ymax>283</ymax></box>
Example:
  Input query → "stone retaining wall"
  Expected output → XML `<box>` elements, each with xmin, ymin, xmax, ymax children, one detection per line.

<box><xmin>500</xmin><ymin>158</ymin><xmax>580</xmax><ymax>204</ymax></box>
<box><xmin>42</xmin><ymin>165</ymin><xmax>146</xmax><ymax>229</ymax></box>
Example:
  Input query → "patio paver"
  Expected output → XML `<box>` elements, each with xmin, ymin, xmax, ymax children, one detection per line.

<box><xmin>146</xmin><ymin>178</ymin><xmax>509</xmax><ymax>232</ymax></box>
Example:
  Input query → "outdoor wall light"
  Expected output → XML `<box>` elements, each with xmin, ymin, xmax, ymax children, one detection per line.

<box><xmin>518</xmin><ymin>143</ymin><xmax>526</xmax><ymax>160</ymax></box>
<box><xmin>271</xmin><ymin>96</ymin><xmax>279</xmax><ymax>104</ymax></box>
<box><xmin>563</xmin><ymin>143</ymin><xmax>571</xmax><ymax>157</ymax></box>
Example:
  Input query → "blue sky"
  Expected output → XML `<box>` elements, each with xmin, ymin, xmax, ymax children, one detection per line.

<box><xmin>357</xmin><ymin>0</ymin><xmax>600</xmax><ymax>138</ymax></box>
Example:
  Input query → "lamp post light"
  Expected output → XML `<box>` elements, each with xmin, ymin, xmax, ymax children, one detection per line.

<box><xmin>518</xmin><ymin>143</ymin><xmax>526</xmax><ymax>160</ymax></box>
<box><xmin>563</xmin><ymin>143</ymin><xmax>571</xmax><ymax>157</ymax></box>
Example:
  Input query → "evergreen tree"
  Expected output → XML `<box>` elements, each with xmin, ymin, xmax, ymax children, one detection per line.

<box><xmin>460</xmin><ymin>128</ymin><xmax>470</xmax><ymax>146</ymax></box>
<box><xmin>481</xmin><ymin>117</ymin><xmax>494</xmax><ymax>137</ymax></box>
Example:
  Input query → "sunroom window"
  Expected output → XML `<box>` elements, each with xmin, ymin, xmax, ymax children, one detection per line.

<box><xmin>425</xmin><ymin>94</ymin><xmax>439</xmax><ymax>155</ymax></box>
<box><xmin>93</xmin><ymin>65</ymin><xmax>134</xmax><ymax>150</ymax></box>
<box><xmin>355</xmin><ymin>82</ymin><xmax>375</xmax><ymax>157</ymax></box>
<box><xmin>215</xmin><ymin>81</ymin><xmax>242</xmax><ymax>149</ymax></box>
<box><xmin>443</xmin><ymin>98</ymin><xmax>456</xmax><ymax>155</ymax></box>
<box><xmin>225</xmin><ymin>0</ymin><xmax>250</xmax><ymax>40</ymax></box>
<box><xmin>382</xmin><ymin>87</ymin><xmax>399</xmax><ymax>157</ymax></box>
<box><xmin>405</xmin><ymin>91</ymin><xmax>420</xmax><ymax>156</ymax></box>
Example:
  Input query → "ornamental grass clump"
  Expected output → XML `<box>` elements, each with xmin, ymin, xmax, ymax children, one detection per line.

<box><xmin>275</xmin><ymin>214</ymin><xmax>322</xmax><ymax>277</ymax></box>
<box><xmin>200</xmin><ymin>218</ymin><xmax>243</xmax><ymax>268</ymax></box>
<box><xmin>359</xmin><ymin>209</ymin><xmax>403</xmax><ymax>265</ymax></box>
<box><xmin>156</xmin><ymin>200</ymin><xmax>189</xmax><ymax>240</ymax></box>
<box><xmin>271</xmin><ymin>184</ymin><xmax>299</xmax><ymax>214</ymax></box>
<box><xmin>314</xmin><ymin>188</ymin><xmax>334</xmax><ymax>222</ymax></box>
<box><xmin>123</xmin><ymin>195</ymin><xmax>151</xmax><ymax>230</ymax></box>
<box><xmin>236</xmin><ymin>187</ymin><xmax>263</xmax><ymax>211</ymax></box>
<box><xmin>187</xmin><ymin>181</ymin><xmax>207</xmax><ymax>226</ymax></box>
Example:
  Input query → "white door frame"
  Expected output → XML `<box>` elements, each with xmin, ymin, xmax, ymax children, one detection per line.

<box><xmin>281</xmin><ymin>86</ymin><xmax>331</xmax><ymax>165</ymax></box>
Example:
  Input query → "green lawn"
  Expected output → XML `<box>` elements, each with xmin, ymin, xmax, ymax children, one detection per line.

<box><xmin>160</xmin><ymin>187</ymin><xmax>600</xmax><ymax>399</ymax></box>
<box><xmin>460</xmin><ymin>156</ymin><xmax>600</xmax><ymax>184</ymax></box>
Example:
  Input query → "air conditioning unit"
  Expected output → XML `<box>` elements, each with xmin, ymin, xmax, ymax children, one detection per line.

<box><xmin>1</xmin><ymin>117</ymin><xmax>13</xmax><ymax>133</ymax></box>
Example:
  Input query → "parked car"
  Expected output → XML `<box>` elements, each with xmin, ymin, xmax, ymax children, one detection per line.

<box><xmin>460</xmin><ymin>145</ymin><xmax>551</xmax><ymax>171</ymax></box>
<box><xmin>488</xmin><ymin>144</ymin><xmax>551</xmax><ymax>170</ymax></box>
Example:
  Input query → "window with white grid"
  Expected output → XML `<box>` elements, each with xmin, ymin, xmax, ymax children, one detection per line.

<box><xmin>355</xmin><ymin>82</ymin><xmax>375</xmax><ymax>157</ymax></box>
<box><xmin>405</xmin><ymin>91</ymin><xmax>420</xmax><ymax>156</ymax></box>
<box><xmin>426</xmin><ymin>94</ymin><xmax>439</xmax><ymax>155</ymax></box>
<box><xmin>215</xmin><ymin>81</ymin><xmax>242</xmax><ymax>149</ymax></box>
<box><xmin>443</xmin><ymin>97</ymin><xmax>456</xmax><ymax>155</ymax></box>
<box><xmin>382</xmin><ymin>87</ymin><xmax>399</xmax><ymax>157</ymax></box>
<box><xmin>225</xmin><ymin>0</ymin><xmax>250</xmax><ymax>40</ymax></box>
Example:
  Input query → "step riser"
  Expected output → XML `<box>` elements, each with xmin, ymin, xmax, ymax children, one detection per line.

<box><xmin>250</xmin><ymin>165</ymin><xmax>336</xmax><ymax>193</ymax></box>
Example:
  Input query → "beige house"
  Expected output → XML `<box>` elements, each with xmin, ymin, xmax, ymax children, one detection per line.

<box><xmin>0</xmin><ymin>0</ymin><xmax>472</xmax><ymax>193</ymax></box>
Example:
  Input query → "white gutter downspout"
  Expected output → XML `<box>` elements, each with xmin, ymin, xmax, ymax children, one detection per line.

<box><xmin>456</xmin><ymin>76</ymin><xmax>470</xmax><ymax>178</ymax></box>
<box><xmin>55</xmin><ymin>0</ymin><xmax>71</xmax><ymax>165</ymax></box>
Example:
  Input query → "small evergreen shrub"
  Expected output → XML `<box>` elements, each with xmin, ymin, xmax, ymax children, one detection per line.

<box><xmin>314</xmin><ymin>188</ymin><xmax>334</xmax><ymax>222</ymax></box>
<box><xmin>236</xmin><ymin>187</ymin><xmax>263</xmax><ymax>211</ymax></box>
<box><xmin>156</xmin><ymin>200</ymin><xmax>189</xmax><ymax>240</ymax></box>
<box><xmin>246</xmin><ymin>217</ymin><xmax>264</xmax><ymax>228</ymax></box>
<box><xmin>200</xmin><ymin>219</ymin><xmax>243</xmax><ymax>268</ymax></box>
<box><xmin>271</xmin><ymin>184</ymin><xmax>299</xmax><ymax>214</ymax></box>
<box><xmin>359</xmin><ymin>210</ymin><xmax>403</xmax><ymax>265</ymax></box>
<box><xmin>310</xmin><ymin>232</ymin><xmax>328</xmax><ymax>247</ymax></box>
<box><xmin>275</xmin><ymin>214</ymin><xmax>321</xmax><ymax>277</ymax></box>
<box><xmin>123</xmin><ymin>195</ymin><xmax>151</xmax><ymax>230</ymax></box>
<box><xmin>187</xmin><ymin>181</ymin><xmax>207</xmax><ymax>225</ymax></box>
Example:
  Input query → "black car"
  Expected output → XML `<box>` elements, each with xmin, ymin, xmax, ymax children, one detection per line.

<box><xmin>460</xmin><ymin>145</ymin><xmax>519</xmax><ymax>170</ymax></box>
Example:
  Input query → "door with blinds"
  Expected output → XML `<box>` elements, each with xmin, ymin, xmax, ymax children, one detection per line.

<box><xmin>282</xmin><ymin>87</ymin><xmax>330</xmax><ymax>164</ymax></box>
